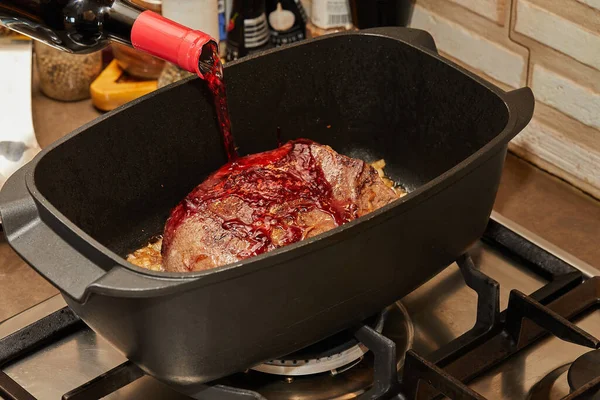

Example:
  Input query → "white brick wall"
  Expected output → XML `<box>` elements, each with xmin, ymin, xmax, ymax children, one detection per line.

<box><xmin>515</xmin><ymin>0</ymin><xmax>600</xmax><ymax>71</ymax></box>
<box><xmin>531</xmin><ymin>65</ymin><xmax>600</xmax><ymax>130</ymax></box>
<box><xmin>410</xmin><ymin>5</ymin><xmax>526</xmax><ymax>88</ymax></box>
<box><xmin>447</xmin><ymin>0</ymin><xmax>505</xmax><ymax>24</ymax></box>
<box><xmin>577</xmin><ymin>0</ymin><xmax>600</xmax><ymax>10</ymax></box>
<box><xmin>511</xmin><ymin>119</ymin><xmax>600</xmax><ymax>190</ymax></box>
<box><xmin>412</xmin><ymin>0</ymin><xmax>600</xmax><ymax>198</ymax></box>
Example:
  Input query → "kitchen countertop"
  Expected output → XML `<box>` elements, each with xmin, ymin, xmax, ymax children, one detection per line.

<box><xmin>2</xmin><ymin>76</ymin><xmax>599</xmax><ymax>323</ymax></box>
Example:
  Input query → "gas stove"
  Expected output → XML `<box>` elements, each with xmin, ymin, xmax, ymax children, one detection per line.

<box><xmin>1</xmin><ymin>211</ymin><xmax>600</xmax><ymax>399</ymax></box>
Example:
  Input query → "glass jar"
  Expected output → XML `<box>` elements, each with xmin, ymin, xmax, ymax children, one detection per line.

<box><xmin>111</xmin><ymin>0</ymin><xmax>165</xmax><ymax>79</ymax></box>
<box><xmin>34</xmin><ymin>42</ymin><xmax>102</xmax><ymax>101</ymax></box>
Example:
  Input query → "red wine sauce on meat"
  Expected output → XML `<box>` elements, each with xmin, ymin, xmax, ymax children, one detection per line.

<box><xmin>163</xmin><ymin>140</ymin><xmax>358</xmax><ymax>259</ymax></box>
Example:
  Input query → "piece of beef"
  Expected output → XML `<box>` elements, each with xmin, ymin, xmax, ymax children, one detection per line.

<box><xmin>161</xmin><ymin>139</ymin><xmax>400</xmax><ymax>272</ymax></box>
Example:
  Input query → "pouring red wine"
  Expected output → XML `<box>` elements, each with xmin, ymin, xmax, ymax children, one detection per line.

<box><xmin>129</xmin><ymin>48</ymin><xmax>406</xmax><ymax>272</ymax></box>
<box><xmin>0</xmin><ymin>0</ymin><xmax>215</xmax><ymax>77</ymax></box>
<box><xmin>0</xmin><ymin>0</ymin><xmax>406</xmax><ymax>272</ymax></box>
<box><xmin>198</xmin><ymin>42</ymin><xmax>238</xmax><ymax>161</ymax></box>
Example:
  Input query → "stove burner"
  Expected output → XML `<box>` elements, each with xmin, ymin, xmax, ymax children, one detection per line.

<box><xmin>217</xmin><ymin>301</ymin><xmax>413</xmax><ymax>400</ymax></box>
<box><xmin>568</xmin><ymin>350</ymin><xmax>600</xmax><ymax>398</ymax></box>
<box><xmin>251</xmin><ymin>311</ymin><xmax>386</xmax><ymax>376</ymax></box>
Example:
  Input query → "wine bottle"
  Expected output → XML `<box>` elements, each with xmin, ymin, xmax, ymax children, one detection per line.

<box><xmin>266</xmin><ymin>0</ymin><xmax>307</xmax><ymax>47</ymax></box>
<box><xmin>0</xmin><ymin>0</ymin><xmax>217</xmax><ymax>77</ymax></box>
<box><xmin>225</xmin><ymin>0</ymin><xmax>271</xmax><ymax>61</ymax></box>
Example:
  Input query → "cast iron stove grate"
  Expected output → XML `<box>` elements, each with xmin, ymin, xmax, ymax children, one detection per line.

<box><xmin>2</xmin><ymin>220</ymin><xmax>600</xmax><ymax>400</ymax></box>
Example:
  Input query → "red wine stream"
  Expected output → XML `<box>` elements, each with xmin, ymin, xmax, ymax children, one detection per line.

<box><xmin>202</xmin><ymin>46</ymin><xmax>238</xmax><ymax>161</ymax></box>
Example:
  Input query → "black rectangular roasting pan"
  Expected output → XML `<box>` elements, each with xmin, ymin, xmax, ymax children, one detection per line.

<box><xmin>0</xmin><ymin>27</ymin><xmax>534</xmax><ymax>394</ymax></box>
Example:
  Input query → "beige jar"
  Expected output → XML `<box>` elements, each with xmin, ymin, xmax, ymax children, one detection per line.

<box><xmin>35</xmin><ymin>42</ymin><xmax>102</xmax><ymax>101</ymax></box>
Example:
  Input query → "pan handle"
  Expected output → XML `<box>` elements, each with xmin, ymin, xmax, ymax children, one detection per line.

<box><xmin>504</xmin><ymin>87</ymin><xmax>535</xmax><ymax>139</ymax></box>
<box><xmin>85</xmin><ymin>266</ymin><xmax>187</xmax><ymax>299</ymax></box>
<box><xmin>363</xmin><ymin>27</ymin><xmax>438</xmax><ymax>53</ymax></box>
<box><xmin>0</xmin><ymin>167</ymin><xmax>185</xmax><ymax>303</ymax></box>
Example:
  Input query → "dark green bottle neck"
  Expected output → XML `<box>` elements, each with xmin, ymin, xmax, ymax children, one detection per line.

<box><xmin>0</xmin><ymin>0</ymin><xmax>144</xmax><ymax>53</ymax></box>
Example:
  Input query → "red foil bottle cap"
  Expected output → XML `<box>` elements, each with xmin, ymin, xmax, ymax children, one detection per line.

<box><xmin>131</xmin><ymin>11</ymin><xmax>216</xmax><ymax>78</ymax></box>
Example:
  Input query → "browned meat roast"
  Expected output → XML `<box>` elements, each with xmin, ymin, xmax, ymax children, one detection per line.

<box><xmin>160</xmin><ymin>139</ymin><xmax>401</xmax><ymax>272</ymax></box>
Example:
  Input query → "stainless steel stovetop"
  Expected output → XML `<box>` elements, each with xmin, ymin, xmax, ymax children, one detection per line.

<box><xmin>1</xmin><ymin>211</ymin><xmax>599</xmax><ymax>399</ymax></box>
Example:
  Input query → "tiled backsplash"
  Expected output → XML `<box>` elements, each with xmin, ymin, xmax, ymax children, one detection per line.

<box><xmin>410</xmin><ymin>0</ymin><xmax>600</xmax><ymax>199</ymax></box>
